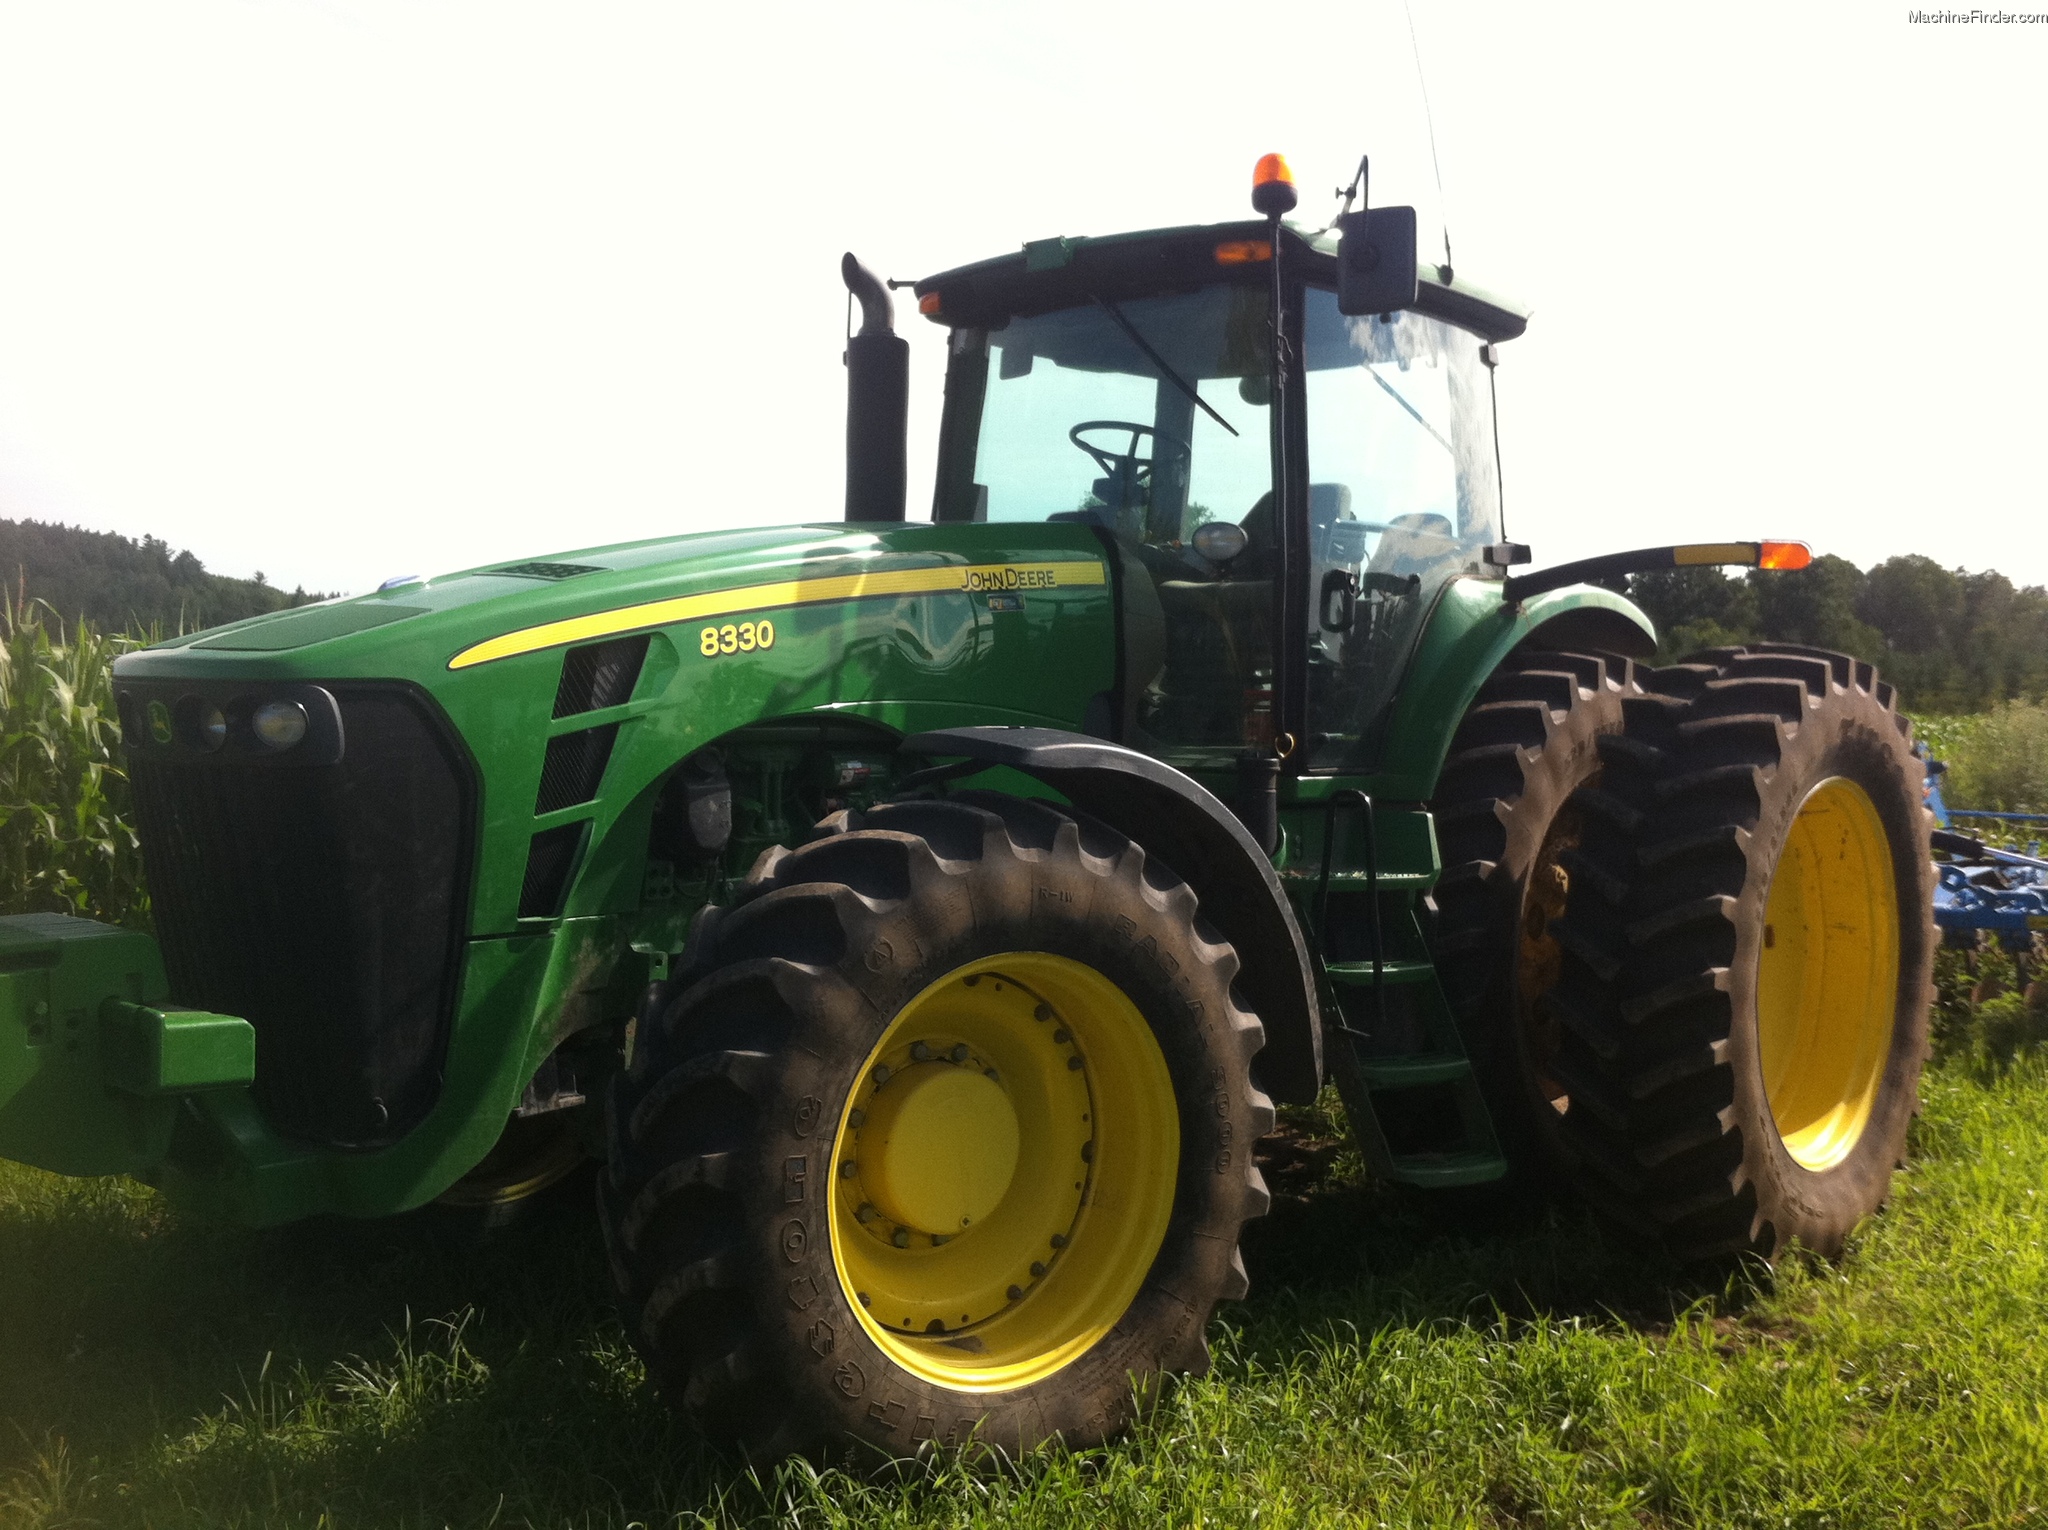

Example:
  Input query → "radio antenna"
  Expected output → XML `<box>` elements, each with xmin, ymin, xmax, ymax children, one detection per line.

<box><xmin>1403</xmin><ymin>0</ymin><xmax>1455</xmax><ymax>282</ymax></box>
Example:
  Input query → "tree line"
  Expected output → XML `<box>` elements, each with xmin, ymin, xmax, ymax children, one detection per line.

<box><xmin>1628</xmin><ymin>553</ymin><xmax>2048</xmax><ymax>714</ymax></box>
<box><xmin>0</xmin><ymin>517</ymin><xmax>328</xmax><ymax>637</ymax></box>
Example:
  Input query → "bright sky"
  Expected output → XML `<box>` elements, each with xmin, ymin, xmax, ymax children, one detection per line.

<box><xmin>0</xmin><ymin>2</ymin><xmax>2041</xmax><ymax>597</ymax></box>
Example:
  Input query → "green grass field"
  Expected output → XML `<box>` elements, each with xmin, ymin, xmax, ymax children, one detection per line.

<box><xmin>4</xmin><ymin>1059</ymin><xmax>2044</xmax><ymax>1530</ymax></box>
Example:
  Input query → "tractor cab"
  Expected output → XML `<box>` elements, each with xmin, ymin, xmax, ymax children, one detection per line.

<box><xmin>910</xmin><ymin>210</ymin><xmax>1528</xmax><ymax>774</ymax></box>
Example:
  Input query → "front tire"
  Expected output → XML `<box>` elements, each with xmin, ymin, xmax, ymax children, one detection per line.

<box><xmin>600</xmin><ymin>792</ymin><xmax>1272</xmax><ymax>1457</ymax></box>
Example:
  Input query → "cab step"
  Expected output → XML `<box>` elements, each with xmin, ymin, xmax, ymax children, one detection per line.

<box><xmin>1357</xmin><ymin>1052</ymin><xmax>1472</xmax><ymax>1088</ymax></box>
<box><xmin>1387</xmin><ymin>1150</ymin><xmax>1509</xmax><ymax>1189</ymax></box>
<box><xmin>1323</xmin><ymin>959</ymin><xmax>1435</xmax><ymax>987</ymax></box>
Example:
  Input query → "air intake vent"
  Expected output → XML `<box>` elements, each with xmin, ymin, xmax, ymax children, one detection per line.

<box><xmin>536</xmin><ymin>725</ymin><xmax>619</xmax><ymax>815</ymax></box>
<box><xmin>493</xmin><ymin>561</ymin><xmax>606</xmax><ymax>581</ymax></box>
<box><xmin>519</xmin><ymin>823</ymin><xmax>586</xmax><ymax>919</ymax></box>
<box><xmin>553</xmin><ymin>634</ymin><xmax>648</xmax><ymax>718</ymax></box>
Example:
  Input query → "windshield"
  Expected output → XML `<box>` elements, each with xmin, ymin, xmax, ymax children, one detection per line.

<box><xmin>966</xmin><ymin>287</ymin><xmax>1275</xmax><ymax>540</ymax></box>
<box><xmin>935</xmin><ymin>279</ymin><xmax>1501</xmax><ymax>768</ymax></box>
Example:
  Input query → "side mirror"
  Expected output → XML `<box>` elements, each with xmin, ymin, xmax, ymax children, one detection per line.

<box><xmin>1335</xmin><ymin>206</ymin><xmax>1419</xmax><ymax>317</ymax></box>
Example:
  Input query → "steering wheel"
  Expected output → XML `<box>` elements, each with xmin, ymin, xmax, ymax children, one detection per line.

<box><xmin>1068</xmin><ymin>420</ymin><xmax>1190</xmax><ymax>500</ymax></box>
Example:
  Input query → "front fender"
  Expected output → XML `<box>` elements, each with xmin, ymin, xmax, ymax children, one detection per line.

<box><xmin>1371</xmin><ymin>578</ymin><xmax>1657</xmax><ymax>801</ymax></box>
<box><xmin>903</xmin><ymin>726</ymin><xmax>1323</xmax><ymax>1104</ymax></box>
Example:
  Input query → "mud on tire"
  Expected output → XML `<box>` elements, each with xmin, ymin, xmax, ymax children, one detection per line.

<box><xmin>1543</xmin><ymin>644</ymin><xmax>1935</xmax><ymax>1259</ymax></box>
<box><xmin>600</xmin><ymin>791</ymin><xmax>1273</xmax><ymax>1458</ymax></box>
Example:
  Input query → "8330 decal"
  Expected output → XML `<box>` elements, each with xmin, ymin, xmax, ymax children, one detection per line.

<box><xmin>700</xmin><ymin>619</ymin><xmax>775</xmax><ymax>657</ymax></box>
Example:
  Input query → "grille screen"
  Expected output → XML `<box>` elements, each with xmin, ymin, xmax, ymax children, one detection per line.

<box><xmin>492</xmin><ymin>561</ymin><xmax>606</xmax><ymax>581</ymax></box>
<box><xmin>519</xmin><ymin>824</ymin><xmax>585</xmax><ymax>919</ymax></box>
<box><xmin>553</xmin><ymin>635</ymin><xmax>647</xmax><ymax>718</ymax></box>
<box><xmin>535</xmin><ymin>725</ymin><xmax>618</xmax><ymax>815</ymax></box>
<box><xmin>126</xmin><ymin>686</ymin><xmax>474</xmax><ymax>1148</ymax></box>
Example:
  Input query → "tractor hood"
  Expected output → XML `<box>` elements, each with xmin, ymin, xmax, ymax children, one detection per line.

<box><xmin>113</xmin><ymin>521</ymin><xmax>976</xmax><ymax>688</ymax></box>
<box><xmin>111</xmin><ymin>517</ymin><xmax>1123</xmax><ymax>939</ymax></box>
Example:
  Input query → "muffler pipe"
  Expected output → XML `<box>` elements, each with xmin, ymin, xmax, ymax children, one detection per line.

<box><xmin>841</xmin><ymin>253</ymin><xmax>909</xmax><ymax>523</ymax></box>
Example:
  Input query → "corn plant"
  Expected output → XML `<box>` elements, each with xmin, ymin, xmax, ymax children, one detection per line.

<box><xmin>0</xmin><ymin>599</ymin><xmax>149</xmax><ymax>929</ymax></box>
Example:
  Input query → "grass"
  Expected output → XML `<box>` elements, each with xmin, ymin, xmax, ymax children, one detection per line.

<box><xmin>1916</xmin><ymin>703</ymin><xmax>2048</xmax><ymax>843</ymax></box>
<box><xmin>3</xmin><ymin>1060</ymin><xmax>2045</xmax><ymax>1529</ymax></box>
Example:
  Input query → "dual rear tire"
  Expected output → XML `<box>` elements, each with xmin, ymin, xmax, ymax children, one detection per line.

<box><xmin>1430</xmin><ymin>645</ymin><xmax>1934</xmax><ymax>1259</ymax></box>
<box><xmin>1543</xmin><ymin>644</ymin><xmax>1934</xmax><ymax>1258</ymax></box>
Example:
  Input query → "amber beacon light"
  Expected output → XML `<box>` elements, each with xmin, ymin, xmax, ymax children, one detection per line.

<box><xmin>1251</xmin><ymin>153</ymin><xmax>1297</xmax><ymax>216</ymax></box>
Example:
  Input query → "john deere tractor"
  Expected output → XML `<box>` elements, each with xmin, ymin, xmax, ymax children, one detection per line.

<box><xmin>0</xmin><ymin>155</ymin><xmax>1933</xmax><ymax>1458</ymax></box>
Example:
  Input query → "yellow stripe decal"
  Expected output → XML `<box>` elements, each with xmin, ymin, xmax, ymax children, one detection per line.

<box><xmin>448</xmin><ymin>559</ymin><xmax>1107</xmax><ymax>670</ymax></box>
<box><xmin>1673</xmin><ymin>542</ymin><xmax>1761</xmax><ymax>567</ymax></box>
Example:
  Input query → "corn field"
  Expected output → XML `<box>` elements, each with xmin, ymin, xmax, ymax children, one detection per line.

<box><xmin>0</xmin><ymin>599</ymin><xmax>149</xmax><ymax>929</ymax></box>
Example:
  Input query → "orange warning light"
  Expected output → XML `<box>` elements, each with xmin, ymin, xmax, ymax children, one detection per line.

<box><xmin>1758</xmin><ymin>540</ymin><xmax>1813</xmax><ymax>570</ymax></box>
<box><xmin>1214</xmin><ymin>239</ymin><xmax>1273</xmax><ymax>265</ymax></box>
<box><xmin>918</xmin><ymin>291</ymin><xmax>942</xmax><ymax>315</ymax></box>
<box><xmin>1251</xmin><ymin>153</ymin><xmax>1297</xmax><ymax>216</ymax></box>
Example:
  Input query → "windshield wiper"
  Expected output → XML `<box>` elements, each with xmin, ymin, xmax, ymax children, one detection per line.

<box><xmin>1365</xmin><ymin>367</ymin><xmax>1453</xmax><ymax>455</ymax></box>
<box><xmin>1091</xmin><ymin>295</ymin><xmax>1238</xmax><ymax>438</ymax></box>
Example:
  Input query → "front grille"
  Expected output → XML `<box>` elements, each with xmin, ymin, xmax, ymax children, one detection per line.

<box><xmin>124</xmin><ymin>683</ymin><xmax>475</xmax><ymax>1148</ymax></box>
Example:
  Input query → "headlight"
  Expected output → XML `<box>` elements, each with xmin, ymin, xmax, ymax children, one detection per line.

<box><xmin>251</xmin><ymin>700</ymin><xmax>309</xmax><ymax>751</ymax></box>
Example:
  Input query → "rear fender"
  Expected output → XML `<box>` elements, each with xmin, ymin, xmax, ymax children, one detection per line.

<box><xmin>1371</xmin><ymin>579</ymin><xmax>1656</xmax><ymax>800</ymax></box>
<box><xmin>903</xmin><ymin>726</ymin><xmax>1322</xmax><ymax>1103</ymax></box>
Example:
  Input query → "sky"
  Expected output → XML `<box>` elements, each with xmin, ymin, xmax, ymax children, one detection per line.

<box><xmin>0</xmin><ymin>2</ymin><xmax>2041</xmax><ymax>598</ymax></box>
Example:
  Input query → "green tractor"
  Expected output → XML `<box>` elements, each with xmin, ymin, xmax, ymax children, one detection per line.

<box><xmin>0</xmin><ymin>154</ymin><xmax>1933</xmax><ymax>1458</ymax></box>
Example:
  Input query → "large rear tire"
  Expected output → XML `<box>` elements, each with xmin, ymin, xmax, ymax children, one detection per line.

<box><xmin>1545</xmin><ymin>645</ymin><xmax>1934</xmax><ymax>1259</ymax></box>
<box><xmin>1416</xmin><ymin>649</ymin><xmax>1643</xmax><ymax>1191</ymax></box>
<box><xmin>600</xmin><ymin>792</ymin><xmax>1272</xmax><ymax>1457</ymax></box>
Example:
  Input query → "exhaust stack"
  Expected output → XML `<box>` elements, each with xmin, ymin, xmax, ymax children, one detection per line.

<box><xmin>841</xmin><ymin>253</ymin><xmax>909</xmax><ymax>523</ymax></box>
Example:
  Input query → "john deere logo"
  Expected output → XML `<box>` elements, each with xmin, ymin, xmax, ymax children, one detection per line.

<box><xmin>959</xmin><ymin>565</ymin><xmax>1062</xmax><ymax>593</ymax></box>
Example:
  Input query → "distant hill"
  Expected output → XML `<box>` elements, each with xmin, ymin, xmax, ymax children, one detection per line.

<box><xmin>0</xmin><ymin>517</ymin><xmax>330</xmax><ymax>637</ymax></box>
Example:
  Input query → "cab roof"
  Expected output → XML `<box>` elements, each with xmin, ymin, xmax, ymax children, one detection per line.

<box><xmin>912</xmin><ymin>218</ymin><xmax>1530</xmax><ymax>344</ymax></box>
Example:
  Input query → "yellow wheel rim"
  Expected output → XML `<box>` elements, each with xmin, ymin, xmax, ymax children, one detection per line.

<box><xmin>1757</xmin><ymin>777</ymin><xmax>1900</xmax><ymax>1172</ymax></box>
<box><xmin>828</xmin><ymin>952</ymin><xmax>1179</xmax><ymax>1392</ymax></box>
<box><xmin>435</xmin><ymin>1113</ymin><xmax>585</xmax><ymax>1209</ymax></box>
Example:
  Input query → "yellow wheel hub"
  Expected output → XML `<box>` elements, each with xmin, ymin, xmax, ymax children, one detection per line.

<box><xmin>862</xmin><ymin>1064</ymin><xmax>1020</xmax><ymax>1234</ymax></box>
<box><xmin>1758</xmin><ymin>776</ymin><xmax>1900</xmax><ymax>1172</ymax></box>
<box><xmin>829</xmin><ymin>952</ymin><xmax>1179</xmax><ymax>1392</ymax></box>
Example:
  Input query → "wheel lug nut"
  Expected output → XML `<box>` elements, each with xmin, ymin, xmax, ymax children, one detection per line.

<box><xmin>1080</xmin><ymin>1141</ymin><xmax>1094</xmax><ymax>1163</ymax></box>
<box><xmin>950</xmin><ymin>1044</ymin><xmax>969</xmax><ymax>1063</ymax></box>
<box><xmin>1050</xmin><ymin>1233</ymin><xmax>1067</xmax><ymax>1248</ymax></box>
<box><xmin>1030</xmin><ymin>1261</ymin><xmax>1047</xmax><ymax>1277</ymax></box>
<box><xmin>893</xmin><ymin>1229</ymin><xmax>910</xmax><ymax>1248</ymax></box>
<box><xmin>1007</xmin><ymin>1284</ymin><xmax>1024</xmax><ymax>1301</ymax></box>
<box><xmin>872</xmin><ymin>1064</ymin><xmax>891</xmax><ymax>1085</ymax></box>
<box><xmin>984</xmin><ymin>1067</ymin><xmax>1000</xmax><ymax>1082</ymax></box>
<box><xmin>857</xmin><ymin>1203</ymin><xmax>877</xmax><ymax>1223</ymax></box>
<box><xmin>1067</xmin><ymin>1056</ymin><xmax>1083</xmax><ymax>1070</ymax></box>
<box><xmin>840</xmin><ymin>1160</ymin><xmax>857</xmax><ymax>1178</ymax></box>
<box><xmin>911</xmin><ymin>1041</ymin><xmax>932</xmax><ymax>1061</ymax></box>
<box><xmin>1052</xmin><ymin>1027</ymin><xmax>1071</xmax><ymax>1044</ymax></box>
<box><xmin>1034</xmin><ymin>1003</ymin><xmax>1053</xmax><ymax>1022</ymax></box>
<box><xmin>849</xmin><ymin>1108</ymin><xmax>866</xmax><ymax>1128</ymax></box>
